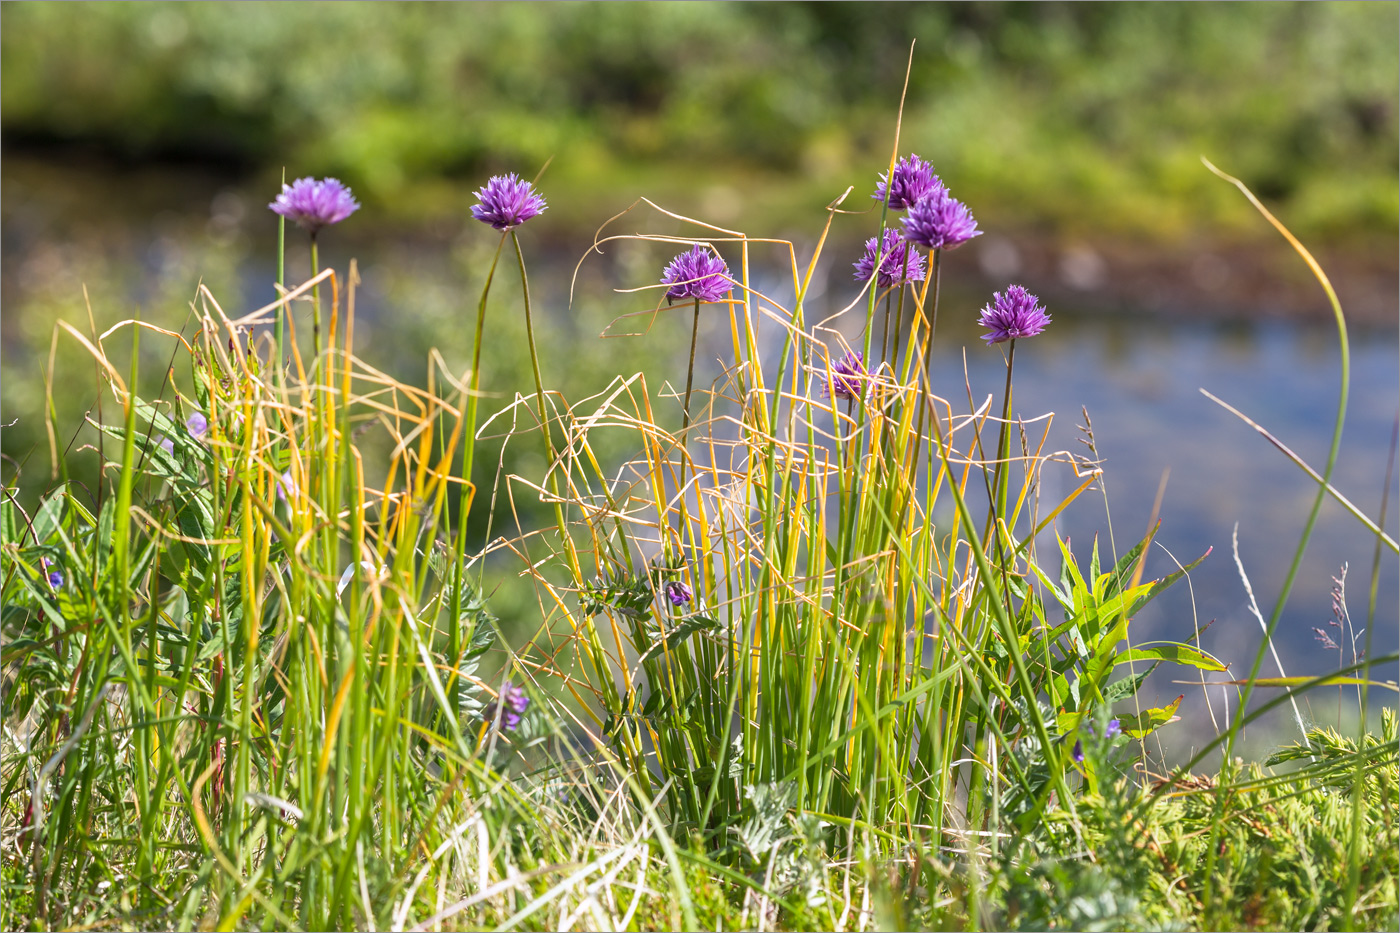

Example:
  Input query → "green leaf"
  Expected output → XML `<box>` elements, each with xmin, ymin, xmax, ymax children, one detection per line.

<box><xmin>636</xmin><ymin>613</ymin><xmax>721</xmax><ymax>666</ymax></box>
<box><xmin>1116</xmin><ymin>694</ymin><xmax>1183</xmax><ymax>738</ymax></box>
<box><xmin>1115</xmin><ymin>642</ymin><xmax>1228</xmax><ymax>672</ymax></box>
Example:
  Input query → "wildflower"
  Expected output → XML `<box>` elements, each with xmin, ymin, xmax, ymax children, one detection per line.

<box><xmin>483</xmin><ymin>682</ymin><xmax>530</xmax><ymax>732</ymax></box>
<box><xmin>277</xmin><ymin>469</ymin><xmax>297</xmax><ymax>503</ymax></box>
<box><xmin>665</xmin><ymin>580</ymin><xmax>693</xmax><ymax>607</ymax></box>
<box><xmin>159</xmin><ymin>436</ymin><xmax>175</xmax><ymax>455</ymax></box>
<box><xmin>853</xmin><ymin>228</ymin><xmax>926</xmax><ymax>289</ymax></box>
<box><xmin>42</xmin><ymin>558</ymin><xmax>63</xmax><ymax>588</ymax></box>
<box><xmin>186</xmin><ymin>411</ymin><xmax>208</xmax><ymax>438</ymax></box>
<box><xmin>821</xmin><ymin>350</ymin><xmax>867</xmax><ymax>401</ymax></box>
<box><xmin>661</xmin><ymin>244</ymin><xmax>731</xmax><ymax>304</ymax></box>
<box><xmin>269</xmin><ymin>177</ymin><xmax>360</xmax><ymax>233</ymax></box>
<box><xmin>471</xmin><ymin>173</ymin><xmax>548</xmax><ymax>230</ymax></box>
<box><xmin>901</xmin><ymin>188</ymin><xmax>981</xmax><ymax>251</ymax></box>
<box><xmin>1072</xmin><ymin>718</ymin><xmax>1122</xmax><ymax>763</ymax></box>
<box><xmin>872</xmin><ymin>154</ymin><xmax>944</xmax><ymax>210</ymax></box>
<box><xmin>977</xmin><ymin>285</ymin><xmax>1051</xmax><ymax>345</ymax></box>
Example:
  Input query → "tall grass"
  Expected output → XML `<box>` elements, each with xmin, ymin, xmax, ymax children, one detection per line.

<box><xmin>2</xmin><ymin>132</ymin><xmax>1396</xmax><ymax>930</ymax></box>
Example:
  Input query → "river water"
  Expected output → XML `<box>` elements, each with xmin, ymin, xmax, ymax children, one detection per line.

<box><xmin>3</xmin><ymin>157</ymin><xmax>1396</xmax><ymax>760</ymax></box>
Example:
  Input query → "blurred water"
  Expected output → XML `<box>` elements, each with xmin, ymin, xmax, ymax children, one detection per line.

<box><xmin>4</xmin><ymin>159</ymin><xmax>1396</xmax><ymax>761</ymax></box>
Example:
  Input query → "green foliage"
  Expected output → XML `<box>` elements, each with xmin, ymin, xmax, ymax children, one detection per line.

<box><xmin>2</xmin><ymin>2</ymin><xmax>1395</xmax><ymax>235</ymax></box>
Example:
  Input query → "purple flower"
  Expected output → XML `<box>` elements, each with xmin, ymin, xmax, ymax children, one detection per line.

<box><xmin>661</xmin><ymin>244</ymin><xmax>731</xmax><ymax>304</ymax></box>
<box><xmin>872</xmin><ymin>154</ymin><xmax>944</xmax><ymax>210</ymax></box>
<box><xmin>1072</xmin><ymin>739</ymin><xmax>1085</xmax><ymax>763</ymax></box>
<box><xmin>159</xmin><ymin>437</ymin><xmax>175</xmax><ymax>455</ymax></box>
<box><xmin>471</xmin><ymin>173</ymin><xmax>548</xmax><ymax>230</ymax></box>
<box><xmin>42</xmin><ymin>558</ymin><xmax>63</xmax><ymax>588</ymax></box>
<box><xmin>820</xmin><ymin>351</ymin><xmax>867</xmax><ymax>401</ymax></box>
<box><xmin>977</xmin><ymin>285</ymin><xmax>1051</xmax><ymax>345</ymax></box>
<box><xmin>1105</xmin><ymin>718</ymin><xmax>1121</xmax><ymax>739</ymax></box>
<box><xmin>901</xmin><ymin>188</ymin><xmax>981</xmax><ymax>251</ymax></box>
<box><xmin>853</xmin><ymin>228</ymin><xmax>926</xmax><ymax>289</ymax></box>
<box><xmin>269</xmin><ymin>177</ymin><xmax>360</xmax><ymax>234</ymax></box>
<box><xmin>1073</xmin><ymin>718</ymin><xmax>1122</xmax><ymax>762</ymax></box>
<box><xmin>186</xmin><ymin>411</ymin><xmax>208</xmax><ymax>438</ymax></box>
<box><xmin>277</xmin><ymin>469</ymin><xmax>297</xmax><ymax>503</ymax></box>
<box><xmin>483</xmin><ymin>682</ymin><xmax>530</xmax><ymax>732</ymax></box>
<box><xmin>665</xmin><ymin>580</ymin><xmax>693</xmax><ymax>607</ymax></box>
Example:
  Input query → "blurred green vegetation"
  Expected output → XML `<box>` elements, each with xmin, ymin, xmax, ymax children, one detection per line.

<box><xmin>3</xmin><ymin>1</ymin><xmax>1396</xmax><ymax>240</ymax></box>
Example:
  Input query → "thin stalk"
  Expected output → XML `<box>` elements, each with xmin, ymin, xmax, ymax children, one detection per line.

<box><xmin>513</xmin><ymin>231</ymin><xmax>553</xmax><ymax>462</ymax></box>
<box><xmin>310</xmin><ymin>233</ymin><xmax>322</xmax><ymax>364</ymax></box>
<box><xmin>682</xmin><ymin>296</ymin><xmax>701</xmax><ymax>433</ymax></box>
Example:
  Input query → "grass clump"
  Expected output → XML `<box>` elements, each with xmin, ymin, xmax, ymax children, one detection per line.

<box><xmin>2</xmin><ymin>101</ymin><xmax>1397</xmax><ymax>932</ymax></box>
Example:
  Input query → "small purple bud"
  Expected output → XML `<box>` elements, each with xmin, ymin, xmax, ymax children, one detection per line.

<box><xmin>665</xmin><ymin>580</ymin><xmax>693</xmax><ymax>607</ymax></box>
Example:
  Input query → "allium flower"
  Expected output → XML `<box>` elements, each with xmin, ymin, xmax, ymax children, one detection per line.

<box><xmin>186</xmin><ymin>411</ymin><xmax>208</xmax><ymax>438</ymax></box>
<box><xmin>665</xmin><ymin>580</ymin><xmax>693</xmax><ymax>607</ymax></box>
<box><xmin>471</xmin><ymin>173</ymin><xmax>548</xmax><ymax>230</ymax></box>
<box><xmin>269</xmin><ymin>177</ymin><xmax>360</xmax><ymax>233</ymax></box>
<box><xmin>853</xmin><ymin>228</ymin><xmax>926</xmax><ymax>289</ymax></box>
<box><xmin>483</xmin><ymin>682</ymin><xmax>530</xmax><ymax>732</ymax></box>
<box><xmin>661</xmin><ymin>244</ymin><xmax>731</xmax><ymax>303</ymax></box>
<box><xmin>977</xmin><ymin>285</ymin><xmax>1051</xmax><ymax>345</ymax></box>
<box><xmin>901</xmin><ymin>188</ymin><xmax>981</xmax><ymax>251</ymax></box>
<box><xmin>872</xmin><ymin>154</ymin><xmax>944</xmax><ymax>210</ymax></box>
<box><xmin>821</xmin><ymin>350</ymin><xmax>867</xmax><ymax>401</ymax></box>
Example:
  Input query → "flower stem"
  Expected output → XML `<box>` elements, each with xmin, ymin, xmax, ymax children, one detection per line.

<box><xmin>310</xmin><ymin>233</ymin><xmax>321</xmax><ymax>365</ymax></box>
<box><xmin>682</xmin><ymin>297</ymin><xmax>701</xmax><ymax>433</ymax></box>
<box><xmin>512</xmin><ymin>231</ymin><xmax>554</xmax><ymax>462</ymax></box>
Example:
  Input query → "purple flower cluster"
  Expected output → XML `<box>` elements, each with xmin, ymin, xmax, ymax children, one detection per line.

<box><xmin>269</xmin><ymin>177</ymin><xmax>360</xmax><ymax>233</ymax></box>
<box><xmin>483</xmin><ymin>682</ymin><xmax>530</xmax><ymax>732</ymax></box>
<box><xmin>901</xmin><ymin>188</ymin><xmax>981</xmax><ymax>251</ymax></box>
<box><xmin>1072</xmin><ymin>718</ymin><xmax>1121</xmax><ymax>763</ymax></box>
<box><xmin>471</xmin><ymin>173</ymin><xmax>548</xmax><ymax>230</ymax></box>
<box><xmin>661</xmin><ymin>244</ymin><xmax>731</xmax><ymax>304</ymax></box>
<box><xmin>872</xmin><ymin>154</ymin><xmax>944</xmax><ymax>210</ymax></box>
<box><xmin>821</xmin><ymin>350</ymin><xmax>867</xmax><ymax>401</ymax></box>
<box><xmin>977</xmin><ymin>285</ymin><xmax>1051</xmax><ymax>345</ymax></box>
<box><xmin>853</xmin><ymin>228</ymin><xmax>926</xmax><ymax>289</ymax></box>
<box><xmin>664</xmin><ymin>580</ymin><xmax>693</xmax><ymax>607</ymax></box>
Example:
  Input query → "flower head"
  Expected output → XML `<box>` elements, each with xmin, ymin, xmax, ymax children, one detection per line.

<box><xmin>483</xmin><ymin>682</ymin><xmax>530</xmax><ymax>732</ymax></box>
<box><xmin>42</xmin><ymin>558</ymin><xmax>63</xmax><ymax>588</ymax></box>
<box><xmin>901</xmin><ymin>188</ymin><xmax>981</xmax><ymax>251</ymax></box>
<box><xmin>820</xmin><ymin>350</ymin><xmax>867</xmax><ymax>401</ymax></box>
<box><xmin>471</xmin><ymin>173</ymin><xmax>548</xmax><ymax>230</ymax></box>
<box><xmin>186</xmin><ymin>411</ymin><xmax>208</xmax><ymax>438</ymax></box>
<box><xmin>665</xmin><ymin>580</ymin><xmax>693</xmax><ymax>607</ymax></box>
<box><xmin>269</xmin><ymin>177</ymin><xmax>360</xmax><ymax>234</ymax></box>
<box><xmin>872</xmin><ymin>154</ymin><xmax>944</xmax><ymax>210</ymax></box>
<box><xmin>661</xmin><ymin>244</ymin><xmax>731</xmax><ymax>304</ymax></box>
<box><xmin>853</xmin><ymin>228</ymin><xmax>926</xmax><ymax>289</ymax></box>
<box><xmin>977</xmin><ymin>285</ymin><xmax>1051</xmax><ymax>345</ymax></box>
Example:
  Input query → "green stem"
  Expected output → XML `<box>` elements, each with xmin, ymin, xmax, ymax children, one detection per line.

<box><xmin>682</xmin><ymin>297</ymin><xmax>701</xmax><ymax>433</ymax></box>
<box><xmin>310</xmin><ymin>233</ymin><xmax>322</xmax><ymax>365</ymax></box>
<box><xmin>513</xmin><ymin>230</ymin><xmax>554</xmax><ymax>463</ymax></box>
